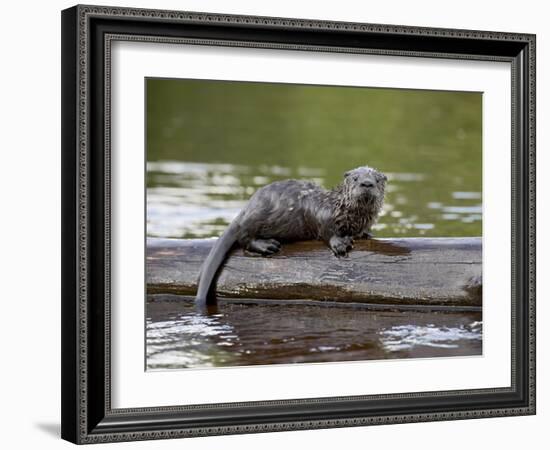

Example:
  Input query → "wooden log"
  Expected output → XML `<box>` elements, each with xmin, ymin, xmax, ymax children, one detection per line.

<box><xmin>147</xmin><ymin>237</ymin><xmax>482</xmax><ymax>309</ymax></box>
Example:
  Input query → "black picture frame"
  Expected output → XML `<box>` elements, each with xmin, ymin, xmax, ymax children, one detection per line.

<box><xmin>61</xmin><ymin>4</ymin><xmax>536</xmax><ymax>444</ymax></box>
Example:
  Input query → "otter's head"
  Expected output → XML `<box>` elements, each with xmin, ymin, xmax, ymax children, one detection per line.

<box><xmin>343</xmin><ymin>166</ymin><xmax>387</xmax><ymax>202</ymax></box>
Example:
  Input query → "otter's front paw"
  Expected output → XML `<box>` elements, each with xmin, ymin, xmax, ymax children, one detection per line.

<box><xmin>329</xmin><ymin>236</ymin><xmax>354</xmax><ymax>257</ymax></box>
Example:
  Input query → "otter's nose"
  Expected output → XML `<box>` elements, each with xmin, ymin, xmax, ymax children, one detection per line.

<box><xmin>361</xmin><ymin>181</ymin><xmax>375</xmax><ymax>188</ymax></box>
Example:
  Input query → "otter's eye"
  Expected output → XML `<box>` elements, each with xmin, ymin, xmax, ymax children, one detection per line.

<box><xmin>353</xmin><ymin>176</ymin><xmax>359</xmax><ymax>182</ymax></box>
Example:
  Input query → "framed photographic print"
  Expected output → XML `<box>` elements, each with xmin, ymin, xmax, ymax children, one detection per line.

<box><xmin>61</xmin><ymin>4</ymin><xmax>536</xmax><ymax>444</ymax></box>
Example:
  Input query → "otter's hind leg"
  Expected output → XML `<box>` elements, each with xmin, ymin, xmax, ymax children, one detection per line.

<box><xmin>245</xmin><ymin>238</ymin><xmax>281</xmax><ymax>256</ymax></box>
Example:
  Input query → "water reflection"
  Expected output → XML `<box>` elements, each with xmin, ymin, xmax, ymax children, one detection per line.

<box><xmin>146</xmin><ymin>298</ymin><xmax>482</xmax><ymax>370</ymax></box>
<box><xmin>147</xmin><ymin>161</ymin><xmax>482</xmax><ymax>239</ymax></box>
<box><xmin>379</xmin><ymin>322</ymin><xmax>482</xmax><ymax>352</ymax></box>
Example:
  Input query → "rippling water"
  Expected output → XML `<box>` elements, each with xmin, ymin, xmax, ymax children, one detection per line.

<box><xmin>146</xmin><ymin>79</ymin><xmax>482</xmax><ymax>239</ymax></box>
<box><xmin>147</xmin><ymin>297</ymin><xmax>482</xmax><ymax>370</ymax></box>
<box><xmin>147</xmin><ymin>161</ymin><xmax>481</xmax><ymax>239</ymax></box>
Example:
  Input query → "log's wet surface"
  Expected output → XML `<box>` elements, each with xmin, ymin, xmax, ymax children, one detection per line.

<box><xmin>146</xmin><ymin>297</ymin><xmax>482</xmax><ymax>370</ymax></box>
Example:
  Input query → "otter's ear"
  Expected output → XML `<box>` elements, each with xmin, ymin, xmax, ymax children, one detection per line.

<box><xmin>344</xmin><ymin>171</ymin><xmax>351</xmax><ymax>178</ymax></box>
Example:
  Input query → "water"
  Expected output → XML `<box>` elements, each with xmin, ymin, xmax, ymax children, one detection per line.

<box><xmin>145</xmin><ymin>79</ymin><xmax>483</xmax><ymax>369</ymax></box>
<box><xmin>147</xmin><ymin>297</ymin><xmax>482</xmax><ymax>370</ymax></box>
<box><xmin>146</xmin><ymin>79</ymin><xmax>482</xmax><ymax>240</ymax></box>
<box><xmin>147</xmin><ymin>161</ymin><xmax>482</xmax><ymax>239</ymax></box>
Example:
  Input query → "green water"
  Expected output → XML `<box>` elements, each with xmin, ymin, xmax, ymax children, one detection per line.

<box><xmin>146</xmin><ymin>78</ymin><xmax>482</xmax><ymax>239</ymax></box>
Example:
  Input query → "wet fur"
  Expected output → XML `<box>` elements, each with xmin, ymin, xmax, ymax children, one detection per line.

<box><xmin>196</xmin><ymin>166</ymin><xmax>386</xmax><ymax>306</ymax></box>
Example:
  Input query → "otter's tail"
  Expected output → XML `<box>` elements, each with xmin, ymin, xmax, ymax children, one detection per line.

<box><xmin>195</xmin><ymin>224</ymin><xmax>238</xmax><ymax>306</ymax></box>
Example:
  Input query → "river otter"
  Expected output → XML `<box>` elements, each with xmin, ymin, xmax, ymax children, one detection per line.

<box><xmin>195</xmin><ymin>166</ymin><xmax>387</xmax><ymax>306</ymax></box>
